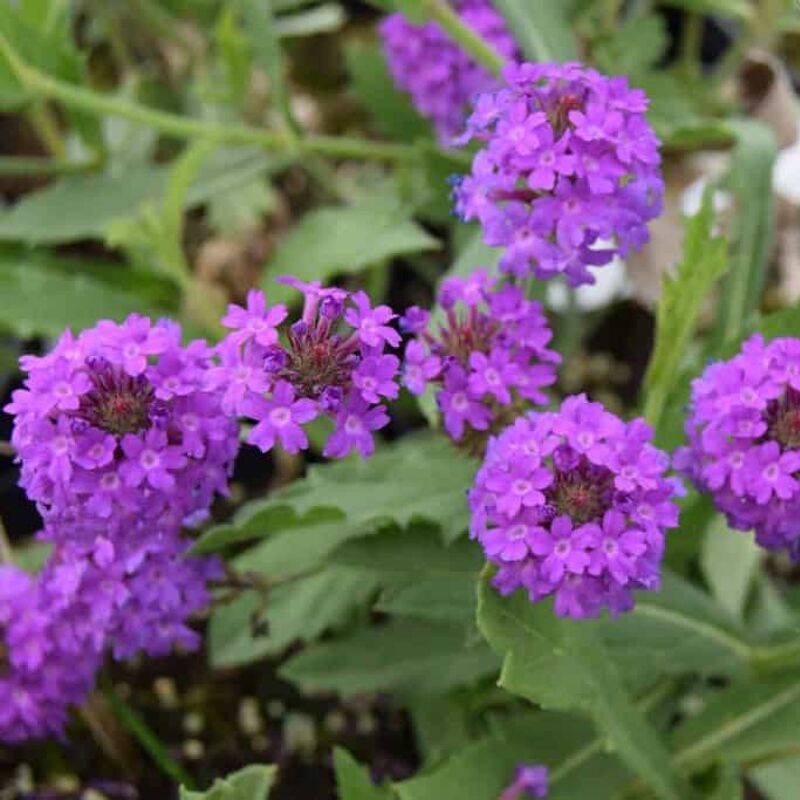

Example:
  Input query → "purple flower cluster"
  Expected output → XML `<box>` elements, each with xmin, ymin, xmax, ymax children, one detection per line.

<box><xmin>0</xmin><ymin>533</ymin><xmax>219</xmax><ymax>743</ymax></box>
<box><xmin>213</xmin><ymin>280</ymin><xmax>400</xmax><ymax>459</ymax></box>
<box><xmin>453</xmin><ymin>62</ymin><xmax>663</xmax><ymax>286</ymax></box>
<box><xmin>470</xmin><ymin>395</ymin><xmax>680</xmax><ymax>618</ymax></box>
<box><xmin>379</xmin><ymin>0</ymin><xmax>519</xmax><ymax>143</ymax></box>
<box><xmin>676</xmin><ymin>335</ymin><xmax>800</xmax><ymax>556</ymax></box>
<box><xmin>402</xmin><ymin>269</ymin><xmax>559</xmax><ymax>445</ymax></box>
<box><xmin>2</xmin><ymin>315</ymin><xmax>237</xmax><ymax>742</ymax></box>
<box><xmin>6</xmin><ymin>315</ymin><xmax>238</xmax><ymax>539</ymax></box>
<box><xmin>499</xmin><ymin>764</ymin><xmax>549</xmax><ymax>800</ymax></box>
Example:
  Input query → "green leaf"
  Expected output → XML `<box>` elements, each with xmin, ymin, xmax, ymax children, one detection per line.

<box><xmin>751</xmin><ymin>756</ymin><xmax>800</xmax><ymax>800</ymax></box>
<box><xmin>671</xmin><ymin>673</ymin><xmax>800</xmax><ymax>773</ymax></box>
<box><xmin>345</xmin><ymin>41</ymin><xmax>431</xmax><ymax>142</ymax></box>
<box><xmin>208</xmin><ymin>567</ymin><xmax>379</xmax><ymax>668</ymax></box>
<box><xmin>658</xmin><ymin>0</ymin><xmax>753</xmax><ymax>20</ymax></box>
<box><xmin>595</xmin><ymin>571</ymin><xmax>752</xmax><ymax>682</ymax></box>
<box><xmin>493</xmin><ymin>0</ymin><xmax>578</xmax><ymax>62</ymax></box>
<box><xmin>332</xmin><ymin>525</ymin><xmax>482</xmax><ymax>576</ymax></box>
<box><xmin>333</xmin><ymin>748</ymin><xmax>393</xmax><ymax>800</ymax></box>
<box><xmin>0</xmin><ymin>252</ymin><xmax>168</xmax><ymax>338</ymax></box>
<box><xmin>180</xmin><ymin>764</ymin><xmax>277</xmax><ymax>800</ymax></box>
<box><xmin>13</xmin><ymin>541</ymin><xmax>52</xmax><ymax>574</ymax></box>
<box><xmin>221</xmin><ymin>434</ymin><xmax>477</xmax><ymax>544</ymax></box>
<box><xmin>700</xmin><ymin>518</ymin><xmax>761</xmax><ymax>621</ymax></box>
<box><xmin>376</xmin><ymin>577</ymin><xmax>476</xmax><ymax>627</ymax></box>
<box><xmin>476</xmin><ymin>571</ymin><xmax>690</xmax><ymax>800</ymax></box>
<box><xmin>593</xmin><ymin>14</ymin><xmax>668</xmax><ymax>78</ymax></box>
<box><xmin>0</xmin><ymin>166</ymin><xmax>168</xmax><ymax>245</ymax></box>
<box><xmin>262</xmin><ymin>191</ymin><xmax>440</xmax><ymax>307</ymax></box>
<box><xmin>238</xmin><ymin>0</ymin><xmax>297</xmax><ymax>133</ymax></box>
<box><xmin>396</xmin><ymin>711</ymin><xmax>630</xmax><ymax>800</ymax></box>
<box><xmin>0</xmin><ymin>148</ymin><xmax>278</xmax><ymax>246</ymax></box>
<box><xmin>712</xmin><ymin>120</ymin><xmax>778</xmax><ymax>349</ymax></box>
<box><xmin>643</xmin><ymin>187</ymin><xmax>728</xmax><ymax>432</ymax></box>
<box><xmin>274</xmin><ymin>4</ymin><xmax>346</xmax><ymax>37</ymax></box>
<box><xmin>280</xmin><ymin>618</ymin><xmax>498</xmax><ymax>697</ymax></box>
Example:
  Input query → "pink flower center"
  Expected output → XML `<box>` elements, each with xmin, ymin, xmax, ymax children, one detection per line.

<box><xmin>269</xmin><ymin>407</ymin><xmax>291</xmax><ymax>428</ymax></box>
<box><xmin>140</xmin><ymin>450</ymin><xmax>160</xmax><ymax>470</ymax></box>
<box><xmin>345</xmin><ymin>415</ymin><xmax>363</xmax><ymax>435</ymax></box>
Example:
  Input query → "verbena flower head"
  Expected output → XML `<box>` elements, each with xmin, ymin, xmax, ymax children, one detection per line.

<box><xmin>0</xmin><ymin>529</ymin><xmax>220</xmax><ymax>743</ymax></box>
<box><xmin>453</xmin><ymin>62</ymin><xmax>663</xmax><ymax>286</ymax></box>
<box><xmin>470</xmin><ymin>395</ymin><xmax>680</xmax><ymax>618</ymax></box>
<box><xmin>379</xmin><ymin>0</ymin><xmax>519</xmax><ymax>143</ymax></box>
<box><xmin>5</xmin><ymin>316</ymin><xmax>239</xmax><ymax>541</ymax></box>
<box><xmin>213</xmin><ymin>281</ymin><xmax>400</xmax><ymax>459</ymax></box>
<box><xmin>499</xmin><ymin>764</ymin><xmax>549</xmax><ymax>800</ymax></box>
<box><xmin>0</xmin><ymin>561</ymin><xmax>102</xmax><ymax>742</ymax></box>
<box><xmin>676</xmin><ymin>334</ymin><xmax>800</xmax><ymax>556</ymax></box>
<box><xmin>401</xmin><ymin>269</ymin><xmax>559</xmax><ymax>448</ymax></box>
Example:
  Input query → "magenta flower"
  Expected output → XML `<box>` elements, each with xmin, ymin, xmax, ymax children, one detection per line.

<box><xmin>345</xmin><ymin>291</ymin><xmax>402</xmax><ymax>349</ymax></box>
<box><xmin>470</xmin><ymin>396</ymin><xmax>680</xmax><ymax>618</ymax></box>
<box><xmin>214</xmin><ymin>283</ymin><xmax>400</xmax><ymax>459</ymax></box>
<box><xmin>379</xmin><ymin>0</ymin><xmax>519</xmax><ymax>142</ymax></box>
<box><xmin>402</xmin><ymin>269</ymin><xmax>559</xmax><ymax>444</ymax></box>
<box><xmin>677</xmin><ymin>334</ymin><xmax>800</xmax><ymax>557</ymax></box>
<box><xmin>221</xmin><ymin>288</ymin><xmax>288</xmax><ymax>347</ymax></box>
<box><xmin>499</xmin><ymin>764</ymin><xmax>549</xmax><ymax>800</ymax></box>
<box><xmin>453</xmin><ymin>62</ymin><xmax>663</xmax><ymax>286</ymax></box>
<box><xmin>247</xmin><ymin>381</ymin><xmax>318</xmax><ymax>453</ymax></box>
<box><xmin>323</xmin><ymin>395</ymin><xmax>390</xmax><ymax>459</ymax></box>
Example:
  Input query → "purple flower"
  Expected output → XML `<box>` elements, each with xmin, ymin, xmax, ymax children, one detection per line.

<box><xmin>453</xmin><ymin>62</ymin><xmax>663</xmax><ymax>286</ymax></box>
<box><xmin>323</xmin><ymin>395</ymin><xmax>389</xmax><ymax>459</ymax></box>
<box><xmin>353</xmin><ymin>355</ymin><xmax>400</xmax><ymax>404</ymax></box>
<box><xmin>221</xmin><ymin>288</ymin><xmax>288</xmax><ymax>347</ymax></box>
<box><xmin>470</xmin><ymin>395</ymin><xmax>680</xmax><ymax>618</ymax></box>
<box><xmin>246</xmin><ymin>381</ymin><xmax>318</xmax><ymax>454</ymax></box>
<box><xmin>5</xmin><ymin>315</ymin><xmax>240</xmax><ymax>543</ymax></box>
<box><xmin>213</xmin><ymin>284</ymin><xmax>401</xmax><ymax>459</ymax></box>
<box><xmin>345</xmin><ymin>291</ymin><xmax>402</xmax><ymax>349</ymax></box>
<box><xmin>438</xmin><ymin>365</ymin><xmax>491</xmax><ymax>440</ymax></box>
<box><xmin>403</xmin><ymin>340</ymin><xmax>441</xmax><ymax>396</ymax></box>
<box><xmin>499</xmin><ymin>763</ymin><xmax>549</xmax><ymax>800</ymax></box>
<box><xmin>379</xmin><ymin>0</ymin><xmax>519</xmax><ymax>142</ymax></box>
<box><xmin>677</xmin><ymin>335</ymin><xmax>800</xmax><ymax>555</ymax></box>
<box><xmin>402</xmin><ymin>268</ymin><xmax>559</xmax><ymax>445</ymax></box>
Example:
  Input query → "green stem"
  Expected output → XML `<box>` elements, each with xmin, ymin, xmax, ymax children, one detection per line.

<box><xmin>0</xmin><ymin>513</ymin><xmax>13</xmax><ymax>566</ymax></box>
<box><xmin>27</xmin><ymin>101</ymin><xmax>67</xmax><ymax>158</ymax></box>
<box><xmin>680</xmin><ymin>13</ymin><xmax>703</xmax><ymax>75</ymax></box>
<box><xmin>103</xmin><ymin>677</ymin><xmax>196</xmax><ymax>790</ymax></box>
<box><xmin>422</xmin><ymin>0</ymin><xmax>507</xmax><ymax>75</ymax></box>
<box><xmin>0</xmin><ymin>32</ymin><xmax>420</xmax><ymax>164</ymax></box>
<box><xmin>750</xmin><ymin>638</ymin><xmax>800</xmax><ymax>672</ymax></box>
<box><xmin>0</xmin><ymin>155</ymin><xmax>100</xmax><ymax>176</ymax></box>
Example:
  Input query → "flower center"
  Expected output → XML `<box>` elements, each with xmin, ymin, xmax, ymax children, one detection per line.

<box><xmin>452</xmin><ymin>392</ymin><xmax>469</xmax><ymax>412</ymax></box>
<box><xmin>345</xmin><ymin>415</ymin><xmax>363</xmax><ymax>435</ymax></box>
<box><xmin>79</xmin><ymin>360</ymin><xmax>155</xmax><ymax>436</ymax></box>
<box><xmin>269</xmin><ymin>407</ymin><xmax>291</xmax><ymax>428</ymax></box>
<box><xmin>549</xmin><ymin>462</ymin><xmax>613</xmax><ymax>525</ymax></box>
<box><xmin>772</xmin><ymin>405</ymin><xmax>800</xmax><ymax>450</ymax></box>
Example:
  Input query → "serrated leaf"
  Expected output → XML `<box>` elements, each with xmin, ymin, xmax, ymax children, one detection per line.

<box><xmin>712</xmin><ymin>120</ymin><xmax>778</xmax><ymax>348</ymax></box>
<box><xmin>180</xmin><ymin>764</ymin><xmax>276</xmax><ymax>800</ymax></box>
<box><xmin>643</xmin><ymin>188</ymin><xmax>728</xmax><ymax>432</ymax></box>
<box><xmin>220</xmin><ymin>434</ymin><xmax>477</xmax><ymax>544</ymax></box>
<box><xmin>261</xmin><ymin>191</ymin><xmax>440</xmax><ymax>307</ymax></box>
<box><xmin>493</xmin><ymin>0</ymin><xmax>578</xmax><ymax>63</ymax></box>
<box><xmin>751</xmin><ymin>756</ymin><xmax>800</xmax><ymax>800</ymax></box>
<box><xmin>476</xmin><ymin>571</ymin><xmax>690</xmax><ymax>800</ymax></box>
<box><xmin>333</xmin><ymin>748</ymin><xmax>393</xmax><ymax>800</ymax></box>
<box><xmin>0</xmin><ymin>253</ymin><xmax>168</xmax><ymax>338</ymax></box>
<box><xmin>593</xmin><ymin>15</ymin><xmax>668</xmax><ymax>78</ymax></box>
<box><xmin>595</xmin><ymin>571</ymin><xmax>753</xmax><ymax>682</ymax></box>
<box><xmin>396</xmin><ymin>711</ymin><xmax>630</xmax><ymax>800</ymax></box>
<box><xmin>671</xmin><ymin>674</ymin><xmax>800</xmax><ymax>773</ymax></box>
<box><xmin>208</xmin><ymin>566</ymin><xmax>379</xmax><ymax>668</ymax></box>
<box><xmin>345</xmin><ymin>40</ymin><xmax>431</xmax><ymax>142</ymax></box>
<box><xmin>275</xmin><ymin>4</ymin><xmax>346</xmax><ymax>37</ymax></box>
<box><xmin>700</xmin><ymin>518</ymin><xmax>761</xmax><ymax>621</ymax></box>
<box><xmin>280</xmin><ymin>618</ymin><xmax>498</xmax><ymax>697</ymax></box>
<box><xmin>376</xmin><ymin>577</ymin><xmax>476</xmax><ymax>626</ymax></box>
<box><xmin>0</xmin><ymin>149</ymin><xmax>278</xmax><ymax>245</ymax></box>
